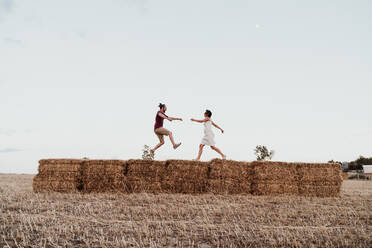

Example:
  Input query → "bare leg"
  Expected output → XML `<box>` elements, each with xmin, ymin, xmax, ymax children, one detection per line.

<box><xmin>196</xmin><ymin>144</ymin><xmax>205</xmax><ymax>161</ymax></box>
<box><xmin>211</xmin><ymin>146</ymin><xmax>226</xmax><ymax>159</ymax></box>
<box><xmin>152</xmin><ymin>141</ymin><xmax>165</xmax><ymax>153</ymax></box>
<box><xmin>168</xmin><ymin>132</ymin><xmax>176</xmax><ymax>147</ymax></box>
<box><xmin>169</xmin><ymin>132</ymin><xmax>181</xmax><ymax>149</ymax></box>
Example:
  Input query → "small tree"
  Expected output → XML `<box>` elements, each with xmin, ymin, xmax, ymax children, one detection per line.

<box><xmin>142</xmin><ymin>145</ymin><xmax>154</xmax><ymax>160</ymax></box>
<box><xmin>254</xmin><ymin>145</ymin><xmax>274</xmax><ymax>161</ymax></box>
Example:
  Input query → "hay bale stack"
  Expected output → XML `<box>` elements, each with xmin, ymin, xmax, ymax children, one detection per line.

<box><xmin>33</xmin><ymin>159</ymin><xmax>342</xmax><ymax>197</ymax></box>
<box><xmin>207</xmin><ymin>159</ymin><xmax>252</xmax><ymax>194</ymax></box>
<box><xmin>81</xmin><ymin>160</ymin><xmax>127</xmax><ymax>193</ymax></box>
<box><xmin>251</xmin><ymin>161</ymin><xmax>299</xmax><ymax>195</ymax></box>
<box><xmin>297</xmin><ymin>163</ymin><xmax>342</xmax><ymax>197</ymax></box>
<box><xmin>33</xmin><ymin>159</ymin><xmax>83</xmax><ymax>193</ymax></box>
<box><xmin>125</xmin><ymin>160</ymin><xmax>166</xmax><ymax>193</ymax></box>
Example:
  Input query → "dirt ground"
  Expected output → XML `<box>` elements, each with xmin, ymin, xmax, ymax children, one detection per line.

<box><xmin>0</xmin><ymin>174</ymin><xmax>371</xmax><ymax>247</ymax></box>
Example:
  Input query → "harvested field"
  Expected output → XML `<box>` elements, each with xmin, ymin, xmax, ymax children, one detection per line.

<box><xmin>33</xmin><ymin>159</ymin><xmax>343</xmax><ymax>197</ymax></box>
<box><xmin>1</xmin><ymin>174</ymin><xmax>371</xmax><ymax>247</ymax></box>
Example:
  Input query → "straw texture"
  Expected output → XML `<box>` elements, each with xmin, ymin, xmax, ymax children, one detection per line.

<box><xmin>81</xmin><ymin>160</ymin><xmax>127</xmax><ymax>193</ymax></box>
<box><xmin>33</xmin><ymin>159</ymin><xmax>342</xmax><ymax>197</ymax></box>
<box><xmin>33</xmin><ymin>159</ymin><xmax>84</xmax><ymax>193</ymax></box>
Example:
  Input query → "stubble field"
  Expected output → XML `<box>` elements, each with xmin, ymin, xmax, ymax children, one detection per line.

<box><xmin>0</xmin><ymin>174</ymin><xmax>371</xmax><ymax>247</ymax></box>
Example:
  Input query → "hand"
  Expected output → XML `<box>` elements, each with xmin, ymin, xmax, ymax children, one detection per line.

<box><xmin>221</xmin><ymin>129</ymin><xmax>224</xmax><ymax>134</ymax></box>
<box><xmin>191</xmin><ymin>118</ymin><xmax>195</xmax><ymax>122</ymax></box>
<box><xmin>179</xmin><ymin>118</ymin><xmax>183</xmax><ymax>121</ymax></box>
<box><xmin>168</xmin><ymin>118</ymin><xmax>173</xmax><ymax>122</ymax></box>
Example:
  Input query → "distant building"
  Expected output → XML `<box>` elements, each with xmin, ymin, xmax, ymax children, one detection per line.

<box><xmin>362</xmin><ymin>165</ymin><xmax>372</xmax><ymax>174</ymax></box>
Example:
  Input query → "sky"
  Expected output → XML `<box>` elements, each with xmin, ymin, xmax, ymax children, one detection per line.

<box><xmin>0</xmin><ymin>0</ymin><xmax>371</xmax><ymax>173</ymax></box>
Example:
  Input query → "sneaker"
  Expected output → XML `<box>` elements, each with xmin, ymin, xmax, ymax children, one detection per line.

<box><xmin>173</xmin><ymin>143</ymin><xmax>182</xmax><ymax>150</ymax></box>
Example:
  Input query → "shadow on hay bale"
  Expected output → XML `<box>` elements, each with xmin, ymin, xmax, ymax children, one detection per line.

<box><xmin>33</xmin><ymin>159</ymin><xmax>342</xmax><ymax>197</ymax></box>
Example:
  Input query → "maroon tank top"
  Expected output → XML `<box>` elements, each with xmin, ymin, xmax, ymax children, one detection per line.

<box><xmin>154</xmin><ymin>111</ymin><xmax>168</xmax><ymax>130</ymax></box>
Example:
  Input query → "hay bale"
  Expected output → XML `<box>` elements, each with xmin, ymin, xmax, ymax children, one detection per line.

<box><xmin>125</xmin><ymin>160</ymin><xmax>166</xmax><ymax>193</ymax></box>
<box><xmin>299</xmin><ymin>180</ymin><xmax>342</xmax><ymax>186</ymax></box>
<box><xmin>297</xmin><ymin>163</ymin><xmax>342</xmax><ymax>197</ymax></box>
<box><xmin>250</xmin><ymin>161</ymin><xmax>299</xmax><ymax>196</ymax></box>
<box><xmin>297</xmin><ymin>163</ymin><xmax>341</xmax><ymax>179</ymax></box>
<box><xmin>125</xmin><ymin>160</ymin><xmax>165</xmax><ymax>178</ymax></box>
<box><xmin>39</xmin><ymin>159</ymin><xmax>83</xmax><ymax>165</ymax></box>
<box><xmin>207</xmin><ymin>159</ymin><xmax>252</xmax><ymax>194</ymax></box>
<box><xmin>33</xmin><ymin>175</ymin><xmax>81</xmax><ymax>193</ymax></box>
<box><xmin>33</xmin><ymin>180</ymin><xmax>80</xmax><ymax>193</ymax></box>
<box><xmin>251</xmin><ymin>182</ymin><xmax>299</xmax><ymax>195</ymax></box>
<box><xmin>249</xmin><ymin>162</ymin><xmax>342</xmax><ymax>197</ymax></box>
<box><xmin>38</xmin><ymin>159</ymin><xmax>82</xmax><ymax>172</ymax></box>
<box><xmin>208</xmin><ymin>159</ymin><xmax>252</xmax><ymax>179</ymax></box>
<box><xmin>299</xmin><ymin>185</ymin><xmax>340</xmax><ymax>197</ymax></box>
<box><xmin>33</xmin><ymin>159</ymin><xmax>84</xmax><ymax>193</ymax></box>
<box><xmin>160</xmin><ymin>160</ymin><xmax>209</xmax><ymax>193</ymax></box>
<box><xmin>251</xmin><ymin>161</ymin><xmax>299</xmax><ymax>182</ymax></box>
<box><xmin>34</xmin><ymin>171</ymin><xmax>80</xmax><ymax>181</ymax></box>
<box><xmin>81</xmin><ymin>160</ymin><xmax>127</xmax><ymax>193</ymax></box>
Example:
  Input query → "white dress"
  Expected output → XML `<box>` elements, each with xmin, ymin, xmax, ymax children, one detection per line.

<box><xmin>201</xmin><ymin>120</ymin><xmax>216</xmax><ymax>146</ymax></box>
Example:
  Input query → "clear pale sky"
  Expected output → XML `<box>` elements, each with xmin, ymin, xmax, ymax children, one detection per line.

<box><xmin>1</xmin><ymin>0</ymin><xmax>371</xmax><ymax>173</ymax></box>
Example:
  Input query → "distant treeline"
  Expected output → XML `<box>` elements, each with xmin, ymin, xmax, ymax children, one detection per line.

<box><xmin>329</xmin><ymin>156</ymin><xmax>372</xmax><ymax>171</ymax></box>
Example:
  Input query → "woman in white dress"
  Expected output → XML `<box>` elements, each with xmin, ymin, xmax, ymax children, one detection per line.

<box><xmin>191</xmin><ymin>110</ymin><xmax>226</xmax><ymax>161</ymax></box>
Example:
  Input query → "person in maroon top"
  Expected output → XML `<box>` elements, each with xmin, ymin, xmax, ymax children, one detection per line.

<box><xmin>151</xmin><ymin>103</ymin><xmax>182</xmax><ymax>154</ymax></box>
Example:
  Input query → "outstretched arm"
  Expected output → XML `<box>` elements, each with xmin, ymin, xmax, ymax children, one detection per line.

<box><xmin>212</xmin><ymin>121</ymin><xmax>224</xmax><ymax>133</ymax></box>
<box><xmin>191</xmin><ymin>118</ymin><xmax>208</xmax><ymax>123</ymax></box>
<box><xmin>168</xmin><ymin>116</ymin><xmax>183</xmax><ymax>121</ymax></box>
<box><xmin>158</xmin><ymin>113</ymin><xmax>182</xmax><ymax>121</ymax></box>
